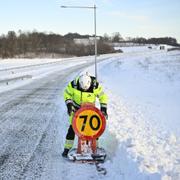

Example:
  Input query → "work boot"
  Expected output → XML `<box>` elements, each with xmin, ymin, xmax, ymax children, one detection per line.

<box><xmin>62</xmin><ymin>148</ymin><xmax>69</xmax><ymax>158</ymax></box>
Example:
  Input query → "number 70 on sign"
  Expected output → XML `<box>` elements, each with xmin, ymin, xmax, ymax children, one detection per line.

<box><xmin>72</xmin><ymin>106</ymin><xmax>106</xmax><ymax>140</ymax></box>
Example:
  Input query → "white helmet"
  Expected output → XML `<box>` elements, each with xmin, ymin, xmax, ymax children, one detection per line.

<box><xmin>79</xmin><ymin>73</ymin><xmax>91</xmax><ymax>90</ymax></box>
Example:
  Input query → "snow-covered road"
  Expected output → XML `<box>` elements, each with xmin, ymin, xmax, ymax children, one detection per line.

<box><xmin>0</xmin><ymin>47</ymin><xmax>179</xmax><ymax>180</ymax></box>
<box><xmin>0</xmin><ymin>56</ymin><xmax>118</xmax><ymax>180</ymax></box>
<box><xmin>0</xmin><ymin>64</ymin><xmax>87</xmax><ymax>179</ymax></box>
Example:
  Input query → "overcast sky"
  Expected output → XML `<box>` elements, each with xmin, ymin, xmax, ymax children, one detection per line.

<box><xmin>0</xmin><ymin>0</ymin><xmax>180</xmax><ymax>42</ymax></box>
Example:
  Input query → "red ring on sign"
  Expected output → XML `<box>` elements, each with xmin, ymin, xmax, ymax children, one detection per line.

<box><xmin>72</xmin><ymin>104</ymin><xmax>106</xmax><ymax>140</ymax></box>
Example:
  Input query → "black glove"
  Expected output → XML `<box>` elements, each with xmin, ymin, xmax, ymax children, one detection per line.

<box><xmin>67</xmin><ymin>103</ymin><xmax>75</xmax><ymax>116</ymax></box>
<box><xmin>101</xmin><ymin>106</ymin><xmax>108</xmax><ymax>120</ymax></box>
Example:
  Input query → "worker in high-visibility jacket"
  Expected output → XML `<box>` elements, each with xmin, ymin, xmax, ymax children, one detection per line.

<box><xmin>62</xmin><ymin>72</ymin><xmax>108</xmax><ymax>157</ymax></box>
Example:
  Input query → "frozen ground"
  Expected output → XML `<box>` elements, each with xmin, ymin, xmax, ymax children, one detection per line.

<box><xmin>0</xmin><ymin>47</ymin><xmax>179</xmax><ymax>180</ymax></box>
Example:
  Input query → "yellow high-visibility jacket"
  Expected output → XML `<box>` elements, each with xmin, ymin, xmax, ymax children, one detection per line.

<box><xmin>64</xmin><ymin>76</ymin><xmax>108</xmax><ymax>123</ymax></box>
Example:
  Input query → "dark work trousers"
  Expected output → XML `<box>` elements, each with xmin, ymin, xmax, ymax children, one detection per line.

<box><xmin>66</xmin><ymin>125</ymin><xmax>75</xmax><ymax>140</ymax></box>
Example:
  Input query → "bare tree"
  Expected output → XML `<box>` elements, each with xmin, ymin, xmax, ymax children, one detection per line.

<box><xmin>111</xmin><ymin>32</ymin><xmax>123</xmax><ymax>42</ymax></box>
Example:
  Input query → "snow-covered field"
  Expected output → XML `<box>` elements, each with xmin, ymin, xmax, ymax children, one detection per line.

<box><xmin>0</xmin><ymin>47</ymin><xmax>179</xmax><ymax>180</ymax></box>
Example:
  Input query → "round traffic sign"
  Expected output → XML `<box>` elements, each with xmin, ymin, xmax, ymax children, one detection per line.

<box><xmin>72</xmin><ymin>104</ymin><xmax>106</xmax><ymax>140</ymax></box>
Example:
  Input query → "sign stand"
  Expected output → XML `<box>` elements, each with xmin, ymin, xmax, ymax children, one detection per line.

<box><xmin>77</xmin><ymin>138</ymin><xmax>97</xmax><ymax>154</ymax></box>
<box><xmin>68</xmin><ymin>103</ymin><xmax>106</xmax><ymax>162</ymax></box>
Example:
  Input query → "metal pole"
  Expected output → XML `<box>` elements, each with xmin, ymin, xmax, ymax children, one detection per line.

<box><xmin>61</xmin><ymin>5</ymin><xmax>98</xmax><ymax>78</ymax></box>
<box><xmin>94</xmin><ymin>4</ymin><xmax>98</xmax><ymax>79</ymax></box>
<box><xmin>61</xmin><ymin>6</ymin><xmax>94</xmax><ymax>9</ymax></box>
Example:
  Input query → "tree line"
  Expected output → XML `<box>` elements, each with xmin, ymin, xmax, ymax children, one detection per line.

<box><xmin>0</xmin><ymin>31</ymin><xmax>116</xmax><ymax>59</ymax></box>
<box><xmin>101</xmin><ymin>32</ymin><xmax>179</xmax><ymax>45</ymax></box>
<box><xmin>130</xmin><ymin>37</ymin><xmax>178</xmax><ymax>46</ymax></box>
<box><xmin>0</xmin><ymin>30</ymin><xmax>179</xmax><ymax>59</ymax></box>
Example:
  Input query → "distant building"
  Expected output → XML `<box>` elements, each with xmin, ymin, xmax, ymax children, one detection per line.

<box><xmin>111</xmin><ymin>42</ymin><xmax>135</xmax><ymax>47</ymax></box>
<box><xmin>74</xmin><ymin>37</ymin><xmax>100</xmax><ymax>46</ymax></box>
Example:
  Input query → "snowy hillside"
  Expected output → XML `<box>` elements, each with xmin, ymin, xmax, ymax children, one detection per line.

<box><xmin>0</xmin><ymin>47</ymin><xmax>179</xmax><ymax>180</ymax></box>
<box><xmin>82</xmin><ymin>49</ymin><xmax>180</xmax><ymax>180</ymax></box>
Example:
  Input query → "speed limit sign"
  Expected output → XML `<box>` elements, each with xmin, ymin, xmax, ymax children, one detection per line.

<box><xmin>72</xmin><ymin>104</ymin><xmax>106</xmax><ymax>140</ymax></box>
